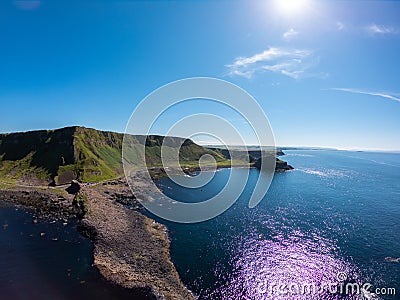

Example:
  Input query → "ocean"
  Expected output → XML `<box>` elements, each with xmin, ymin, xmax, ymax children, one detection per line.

<box><xmin>0</xmin><ymin>207</ymin><xmax>153</xmax><ymax>300</ymax></box>
<box><xmin>156</xmin><ymin>150</ymin><xmax>400</xmax><ymax>299</ymax></box>
<box><xmin>1</xmin><ymin>150</ymin><xmax>399</xmax><ymax>299</ymax></box>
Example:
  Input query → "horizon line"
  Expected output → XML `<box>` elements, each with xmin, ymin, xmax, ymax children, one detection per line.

<box><xmin>1</xmin><ymin>125</ymin><xmax>400</xmax><ymax>153</ymax></box>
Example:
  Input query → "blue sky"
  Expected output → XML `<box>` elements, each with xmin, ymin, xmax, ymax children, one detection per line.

<box><xmin>0</xmin><ymin>0</ymin><xmax>399</xmax><ymax>150</ymax></box>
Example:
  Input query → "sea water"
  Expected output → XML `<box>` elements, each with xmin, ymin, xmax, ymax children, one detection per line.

<box><xmin>156</xmin><ymin>150</ymin><xmax>400</xmax><ymax>299</ymax></box>
<box><xmin>0</xmin><ymin>206</ymin><xmax>154</xmax><ymax>299</ymax></box>
<box><xmin>1</xmin><ymin>150</ymin><xmax>398</xmax><ymax>299</ymax></box>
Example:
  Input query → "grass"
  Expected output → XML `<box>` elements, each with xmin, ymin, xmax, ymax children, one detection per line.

<box><xmin>48</xmin><ymin>187</ymin><xmax>68</xmax><ymax>197</ymax></box>
<box><xmin>0</xmin><ymin>127</ymin><xmax>76</xmax><ymax>182</ymax></box>
<box><xmin>0</xmin><ymin>126</ymin><xmax>247</xmax><ymax>184</ymax></box>
<box><xmin>74</xmin><ymin>192</ymin><xmax>89</xmax><ymax>214</ymax></box>
<box><xmin>0</xmin><ymin>182</ymin><xmax>12</xmax><ymax>189</ymax></box>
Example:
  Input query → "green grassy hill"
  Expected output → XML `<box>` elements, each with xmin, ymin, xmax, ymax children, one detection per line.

<box><xmin>0</xmin><ymin>126</ymin><xmax>226</xmax><ymax>185</ymax></box>
<box><xmin>207</xmin><ymin>147</ymin><xmax>293</xmax><ymax>171</ymax></box>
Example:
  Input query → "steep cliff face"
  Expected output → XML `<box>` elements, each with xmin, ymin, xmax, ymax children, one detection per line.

<box><xmin>254</xmin><ymin>156</ymin><xmax>294</xmax><ymax>172</ymax></box>
<box><xmin>0</xmin><ymin>127</ymin><xmax>76</xmax><ymax>184</ymax></box>
<box><xmin>69</xmin><ymin>127</ymin><xmax>124</xmax><ymax>183</ymax></box>
<box><xmin>0</xmin><ymin>126</ymin><xmax>291</xmax><ymax>185</ymax></box>
<box><xmin>0</xmin><ymin>126</ymin><xmax>226</xmax><ymax>185</ymax></box>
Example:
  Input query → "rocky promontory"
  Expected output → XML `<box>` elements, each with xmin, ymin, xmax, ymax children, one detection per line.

<box><xmin>0</xmin><ymin>126</ymin><xmax>294</xmax><ymax>299</ymax></box>
<box><xmin>254</xmin><ymin>156</ymin><xmax>294</xmax><ymax>172</ymax></box>
<box><xmin>0</xmin><ymin>185</ymin><xmax>76</xmax><ymax>221</ymax></box>
<box><xmin>77</xmin><ymin>182</ymin><xmax>194</xmax><ymax>299</ymax></box>
<box><xmin>0</xmin><ymin>181</ymin><xmax>194</xmax><ymax>300</ymax></box>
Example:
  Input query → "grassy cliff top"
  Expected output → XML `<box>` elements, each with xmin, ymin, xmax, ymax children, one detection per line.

<box><xmin>0</xmin><ymin>126</ymin><xmax>227</xmax><ymax>185</ymax></box>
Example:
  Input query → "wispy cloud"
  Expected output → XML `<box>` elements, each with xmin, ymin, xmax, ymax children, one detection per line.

<box><xmin>13</xmin><ymin>0</ymin><xmax>41</xmax><ymax>10</ymax></box>
<box><xmin>336</xmin><ymin>22</ymin><xmax>345</xmax><ymax>31</ymax></box>
<box><xmin>226</xmin><ymin>47</ymin><xmax>323</xmax><ymax>79</ymax></box>
<box><xmin>365</xmin><ymin>23</ymin><xmax>398</xmax><ymax>35</ymax></box>
<box><xmin>335</xmin><ymin>22</ymin><xmax>399</xmax><ymax>36</ymax></box>
<box><xmin>330</xmin><ymin>88</ymin><xmax>400</xmax><ymax>103</ymax></box>
<box><xmin>282</xmin><ymin>28</ymin><xmax>299</xmax><ymax>41</ymax></box>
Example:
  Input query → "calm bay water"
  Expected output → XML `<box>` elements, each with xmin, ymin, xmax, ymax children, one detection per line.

<box><xmin>0</xmin><ymin>207</ymin><xmax>153</xmax><ymax>300</ymax></box>
<box><xmin>156</xmin><ymin>150</ymin><xmax>400</xmax><ymax>299</ymax></box>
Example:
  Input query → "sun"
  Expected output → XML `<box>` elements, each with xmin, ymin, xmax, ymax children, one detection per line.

<box><xmin>273</xmin><ymin>0</ymin><xmax>310</xmax><ymax>15</ymax></box>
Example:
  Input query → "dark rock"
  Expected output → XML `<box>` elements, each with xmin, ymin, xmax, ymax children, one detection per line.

<box><xmin>77</xmin><ymin>220</ymin><xmax>98</xmax><ymax>241</ymax></box>
<box><xmin>254</xmin><ymin>156</ymin><xmax>294</xmax><ymax>172</ymax></box>
<box><xmin>55</xmin><ymin>170</ymin><xmax>76</xmax><ymax>186</ymax></box>
<box><xmin>66</xmin><ymin>180</ymin><xmax>81</xmax><ymax>194</ymax></box>
<box><xmin>275</xmin><ymin>158</ymin><xmax>294</xmax><ymax>172</ymax></box>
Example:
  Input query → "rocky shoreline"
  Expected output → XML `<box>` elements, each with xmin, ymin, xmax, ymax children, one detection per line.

<box><xmin>0</xmin><ymin>186</ymin><xmax>77</xmax><ymax>222</ymax></box>
<box><xmin>77</xmin><ymin>182</ymin><xmax>194</xmax><ymax>299</ymax></box>
<box><xmin>0</xmin><ymin>182</ymin><xmax>194</xmax><ymax>300</ymax></box>
<box><xmin>0</xmin><ymin>161</ymin><xmax>293</xmax><ymax>299</ymax></box>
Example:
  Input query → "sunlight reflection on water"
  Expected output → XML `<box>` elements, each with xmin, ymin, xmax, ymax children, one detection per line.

<box><xmin>208</xmin><ymin>229</ymin><xmax>360</xmax><ymax>300</ymax></box>
<box><xmin>156</xmin><ymin>153</ymin><xmax>400</xmax><ymax>300</ymax></box>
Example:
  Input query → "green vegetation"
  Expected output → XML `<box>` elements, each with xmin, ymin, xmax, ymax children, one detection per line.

<box><xmin>74</xmin><ymin>193</ymin><xmax>86</xmax><ymax>203</ymax></box>
<box><xmin>72</xmin><ymin>127</ymin><xmax>124</xmax><ymax>182</ymax></box>
<box><xmin>0</xmin><ymin>127</ymin><xmax>76</xmax><ymax>183</ymax></box>
<box><xmin>0</xmin><ymin>126</ymin><xmax>292</xmax><ymax>185</ymax></box>
<box><xmin>0</xmin><ymin>182</ymin><xmax>10</xmax><ymax>189</ymax></box>
<box><xmin>0</xmin><ymin>126</ymin><xmax>234</xmax><ymax>185</ymax></box>
<box><xmin>74</xmin><ymin>192</ymin><xmax>89</xmax><ymax>214</ymax></box>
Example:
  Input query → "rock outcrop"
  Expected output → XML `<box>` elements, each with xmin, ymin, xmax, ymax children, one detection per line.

<box><xmin>77</xmin><ymin>182</ymin><xmax>194</xmax><ymax>299</ymax></box>
<box><xmin>0</xmin><ymin>181</ymin><xmax>194</xmax><ymax>300</ymax></box>
<box><xmin>254</xmin><ymin>156</ymin><xmax>294</xmax><ymax>172</ymax></box>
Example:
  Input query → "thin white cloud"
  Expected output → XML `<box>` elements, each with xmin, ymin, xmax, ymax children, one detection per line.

<box><xmin>366</xmin><ymin>23</ymin><xmax>398</xmax><ymax>35</ymax></box>
<box><xmin>330</xmin><ymin>88</ymin><xmax>400</xmax><ymax>103</ymax></box>
<box><xmin>283</xmin><ymin>28</ymin><xmax>299</xmax><ymax>41</ymax></box>
<box><xmin>14</xmin><ymin>0</ymin><xmax>41</xmax><ymax>10</ymax></box>
<box><xmin>335</xmin><ymin>22</ymin><xmax>399</xmax><ymax>36</ymax></box>
<box><xmin>336</xmin><ymin>22</ymin><xmax>345</xmax><ymax>31</ymax></box>
<box><xmin>226</xmin><ymin>47</ymin><xmax>323</xmax><ymax>79</ymax></box>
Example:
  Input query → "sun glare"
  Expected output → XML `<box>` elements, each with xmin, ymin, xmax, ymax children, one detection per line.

<box><xmin>274</xmin><ymin>0</ymin><xmax>310</xmax><ymax>16</ymax></box>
